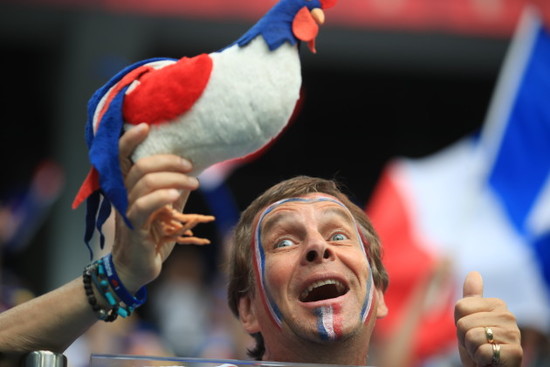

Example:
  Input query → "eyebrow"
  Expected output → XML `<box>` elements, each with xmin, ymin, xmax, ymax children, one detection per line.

<box><xmin>260</xmin><ymin>211</ymin><xmax>296</xmax><ymax>240</ymax></box>
<box><xmin>260</xmin><ymin>205</ymin><xmax>355</xmax><ymax>239</ymax></box>
<box><xmin>323</xmin><ymin>206</ymin><xmax>355</xmax><ymax>224</ymax></box>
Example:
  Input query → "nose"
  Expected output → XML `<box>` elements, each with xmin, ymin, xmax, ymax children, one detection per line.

<box><xmin>305</xmin><ymin>248</ymin><xmax>332</xmax><ymax>262</ymax></box>
<box><xmin>302</xmin><ymin>234</ymin><xmax>335</xmax><ymax>264</ymax></box>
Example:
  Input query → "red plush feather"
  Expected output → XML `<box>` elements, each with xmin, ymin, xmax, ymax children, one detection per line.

<box><xmin>123</xmin><ymin>54</ymin><xmax>213</xmax><ymax>126</ymax></box>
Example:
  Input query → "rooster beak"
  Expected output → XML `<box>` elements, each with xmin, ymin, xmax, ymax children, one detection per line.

<box><xmin>310</xmin><ymin>8</ymin><xmax>325</xmax><ymax>25</ymax></box>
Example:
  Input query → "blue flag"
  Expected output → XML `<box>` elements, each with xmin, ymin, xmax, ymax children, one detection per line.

<box><xmin>481</xmin><ymin>6</ymin><xmax>550</xmax><ymax>289</ymax></box>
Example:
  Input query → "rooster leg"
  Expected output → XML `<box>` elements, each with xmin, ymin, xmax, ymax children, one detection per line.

<box><xmin>149</xmin><ymin>205</ymin><xmax>215</xmax><ymax>246</ymax></box>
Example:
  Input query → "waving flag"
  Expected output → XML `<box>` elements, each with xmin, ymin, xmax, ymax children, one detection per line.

<box><xmin>367</xmin><ymin>5</ymin><xmax>550</xmax><ymax>365</ymax></box>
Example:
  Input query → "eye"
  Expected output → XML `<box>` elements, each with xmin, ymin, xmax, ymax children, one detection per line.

<box><xmin>274</xmin><ymin>238</ymin><xmax>296</xmax><ymax>249</ymax></box>
<box><xmin>330</xmin><ymin>233</ymin><xmax>348</xmax><ymax>241</ymax></box>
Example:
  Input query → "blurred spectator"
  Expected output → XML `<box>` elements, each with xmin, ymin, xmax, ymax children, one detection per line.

<box><xmin>151</xmin><ymin>246</ymin><xmax>211</xmax><ymax>357</ymax></box>
<box><xmin>0</xmin><ymin>160</ymin><xmax>63</xmax><ymax>367</ymax></box>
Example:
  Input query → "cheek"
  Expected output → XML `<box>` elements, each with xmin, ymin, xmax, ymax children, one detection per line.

<box><xmin>265</xmin><ymin>257</ymin><xmax>292</xmax><ymax>294</ymax></box>
<box><xmin>256</xmin><ymin>257</ymin><xmax>295</xmax><ymax>328</ymax></box>
<box><xmin>340</xmin><ymin>249</ymin><xmax>371</xmax><ymax>278</ymax></box>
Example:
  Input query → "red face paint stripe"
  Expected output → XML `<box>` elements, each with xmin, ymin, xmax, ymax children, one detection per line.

<box><xmin>332</xmin><ymin>303</ymin><xmax>343</xmax><ymax>339</ymax></box>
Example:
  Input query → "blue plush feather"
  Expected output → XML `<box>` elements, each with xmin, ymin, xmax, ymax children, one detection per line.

<box><xmin>223</xmin><ymin>0</ymin><xmax>323</xmax><ymax>51</ymax></box>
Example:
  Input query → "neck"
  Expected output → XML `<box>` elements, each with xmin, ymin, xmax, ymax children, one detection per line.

<box><xmin>224</xmin><ymin>1</ymin><xmax>302</xmax><ymax>51</ymax></box>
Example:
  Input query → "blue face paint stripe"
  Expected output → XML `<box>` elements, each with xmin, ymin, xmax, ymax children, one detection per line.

<box><xmin>255</xmin><ymin>203</ymin><xmax>284</xmax><ymax>325</ymax></box>
<box><xmin>360</xmin><ymin>271</ymin><xmax>374</xmax><ymax>323</ymax></box>
<box><xmin>315</xmin><ymin>307</ymin><xmax>330</xmax><ymax>341</ymax></box>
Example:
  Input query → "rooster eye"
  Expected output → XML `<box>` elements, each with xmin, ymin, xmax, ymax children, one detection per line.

<box><xmin>275</xmin><ymin>239</ymin><xmax>295</xmax><ymax>249</ymax></box>
<box><xmin>330</xmin><ymin>233</ymin><xmax>348</xmax><ymax>241</ymax></box>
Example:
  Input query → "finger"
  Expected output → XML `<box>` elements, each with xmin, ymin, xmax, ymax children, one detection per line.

<box><xmin>119</xmin><ymin>123</ymin><xmax>149</xmax><ymax>160</ymax></box>
<box><xmin>472</xmin><ymin>343</ymin><xmax>501</xmax><ymax>367</ymax></box>
<box><xmin>463</xmin><ymin>325</ymin><xmax>518</xmax><ymax>356</ymax></box>
<box><xmin>464</xmin><ymin>326</ymin><xmax>498</xmax><ymax>357</ymax></box>
<box><xmin>125</xmin><ymin>155</ymin><xmax>194</xmax><ymax>191</ymax></box>
<box><xmin>455</xmin><ymin>302</ymin><xmax>515</xmax><ymax>349</ymax></box>
<box><xmin>461</xmin><ymin>338</ymin><xmax>523</xmax><ymax>367</ymax></box>
<box><xmin>127</xmin><ymin>171</ymin><xmax>199</xmax><ymax>205</ymax></box>
<box><xmin>473</xmin><ymin>342</ymin><xmax>522</xmax><ymax>367</ymax></box>
<box><xmin>119</xmin><ymin>123</ymin><xmax>150</xmax><ymax>176</ymax></box>
<box><xmin>127</xmin><ymin>188</ymin><xmax>182</xmax><ymax>228</ymax></box>
<box><xmin>463</xmin><ymin>271</ymin><xmax>483</xmax><ymax>298</ymax></box>
<box><xmin>455</xmin><ymin>296</ymin><xmax>508</xmax><ymax>324</ymax></box>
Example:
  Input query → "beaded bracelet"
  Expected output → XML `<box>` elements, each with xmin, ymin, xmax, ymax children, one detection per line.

<box><xmin>83</xmin><ymin>254</ymin><xmax>147</xmax><ymax>321</ymax></box>
<box><xmin>83</xmin><ymin>263</ymin><xmax>118</xmax><ymax>322</ymax></box>
<box><xmin>90</xmin><ymin>262</ymin><xmax>124</xmax><ymax>318</ymax></box>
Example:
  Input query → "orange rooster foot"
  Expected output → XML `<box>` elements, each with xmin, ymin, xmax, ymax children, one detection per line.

<box><xmin>150</xmin><ymin>206</ymin><xmax>215</xmax><ymax>246</ymax></box>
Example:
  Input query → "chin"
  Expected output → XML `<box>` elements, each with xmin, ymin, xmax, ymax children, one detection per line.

<box><xmin>285</xmin><ymin>313</ymin><xmax>364</xmax><ymax>344</ymax></box>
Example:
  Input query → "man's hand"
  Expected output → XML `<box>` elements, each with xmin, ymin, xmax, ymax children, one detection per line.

<box><xmin>454</xmin><ymin>271</ymin><xmax>523</xmax><ymax>366</ymax></box>
<box><xmin>111</xmin><ymin>123</ymin><xmax>200</xmax><ymax>293</ymax></box>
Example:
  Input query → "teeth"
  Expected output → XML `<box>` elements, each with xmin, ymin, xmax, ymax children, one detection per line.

<box><xmin>300</xmin><ymin>279</ymin><xmax>345</xmax><ymax>300</ymax></box>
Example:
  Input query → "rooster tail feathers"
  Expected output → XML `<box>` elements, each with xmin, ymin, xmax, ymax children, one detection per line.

<box><xmin>83</xmin><ymin>85</ymin><xmax>133</xmax><ymax>254</ymax></box>
<box><xmin>72</xmin><ymin>167</ymin><xmax>100</xmax><ymax>210</ymax></box>
<box><xmin>75</xmin><ymin>58</ymin><xmax>168</xmax><ymax>256</ymax></box>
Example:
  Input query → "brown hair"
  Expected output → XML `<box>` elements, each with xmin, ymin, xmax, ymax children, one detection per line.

<box><xmin>226</xmin><ymin>176</ymin><xmax>388</xmax><ymax>359</ymax></box>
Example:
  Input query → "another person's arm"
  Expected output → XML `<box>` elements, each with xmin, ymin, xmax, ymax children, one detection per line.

<box><xmin>0</xmin><ymin>123</ymin><xmax>198</xmax><ymax>355</ymax></box>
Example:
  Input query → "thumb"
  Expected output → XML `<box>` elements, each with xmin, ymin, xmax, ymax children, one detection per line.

<box><xmin>463</xmin><ymin>271</ymin><xmax>484</xmax><ymax>298</ymax></box>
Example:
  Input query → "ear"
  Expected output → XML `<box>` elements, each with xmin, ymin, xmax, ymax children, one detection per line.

<box><xmin>238</xmin><ymin>294</ymin><xmax>261</xmax><ymax>334</ymax></box>
<box><xmin>375</xmin><ymin>288</ymin><xmax>388</xmax><ymax>318</ymax></box>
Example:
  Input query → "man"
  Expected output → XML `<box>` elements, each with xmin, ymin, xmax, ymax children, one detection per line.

<box><xmin>225</xmin><ymin>175</ymin><xmax>522</xmax><ymax>366</ymax></box>
<box><xmin>226</xmin><ymin>176</ymin><xmax>388</xmax><ymax>364</ymax></box>
<box><xmin>0</xmin><ymin>125</ymin><xmax>522</xmax><ymax>366</ymax></box>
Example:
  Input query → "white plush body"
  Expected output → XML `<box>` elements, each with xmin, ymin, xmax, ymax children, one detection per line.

<box><xmin>126</xmin><ymin>38</ymin><xmax>301</xmax><ymax>175</ymax></box>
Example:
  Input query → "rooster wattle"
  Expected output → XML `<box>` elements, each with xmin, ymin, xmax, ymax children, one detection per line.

<box><xmin>72</xmin><ymin>0</ymin><xmax>337</xmax><ymax>254</ymax></box>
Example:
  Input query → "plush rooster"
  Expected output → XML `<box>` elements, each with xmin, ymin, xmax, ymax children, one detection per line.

<box><xmin>72</xmin><ymin>0</ymin><xmax>337</xmax><ymax>254</ymax></box>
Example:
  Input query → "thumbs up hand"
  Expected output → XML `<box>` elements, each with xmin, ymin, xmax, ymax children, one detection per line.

<box><xmin>454</xmin><ymin>271</ymin><xmax>523</xmax><ymax>367</ymax></box>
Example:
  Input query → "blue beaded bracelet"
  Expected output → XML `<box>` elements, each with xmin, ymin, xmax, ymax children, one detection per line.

<box><xmin>102</xmin><ymin>253</ymin><xmax>147</xmax><ymax>309</ymax></box>
<box><xmin>83</xmin><ymin>263</ymin><xmax>118</xmax><ymax>322</ymax></box>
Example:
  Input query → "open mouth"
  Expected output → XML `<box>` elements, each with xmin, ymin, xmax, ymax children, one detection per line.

<box><xmin>299</xmin><ymin>279</ymin><xmax>349</xmax><ymax>302</ymax></box>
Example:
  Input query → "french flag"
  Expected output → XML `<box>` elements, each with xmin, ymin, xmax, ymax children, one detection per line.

<box><xmin>366</xmin><ymin>5</ymin><xmax>550</xmax><ymax>365</ymax></box>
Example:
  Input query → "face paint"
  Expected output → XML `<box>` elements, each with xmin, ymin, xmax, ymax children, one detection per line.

<box><xmin>251</xmin><ymin>195</ymin><xmax>376</xmax><ymax>332</ymax></box>
<box><xmin>315</xmin><ymin>304</ymin><xmax>342</xmax><ymax>341</ymax></box>
<box><xmin>358</xmin><ymin>231</ymin><xmax>375</xmax><ymax>325</ymax></box>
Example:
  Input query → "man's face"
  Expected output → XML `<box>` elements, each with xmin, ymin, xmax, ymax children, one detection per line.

<box><xmin>240</xmin><ymin>193</ymin><xmax>386</xmax><ymax>348</ymax></box>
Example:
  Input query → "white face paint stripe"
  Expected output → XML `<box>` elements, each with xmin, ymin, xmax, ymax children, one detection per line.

<box><xmin>315</xmin><ymin>305</ymin><xmax>338</xmax><ymax>341</ymax></box>
<box><xmin>361</xmin><ymin>273</ymin><xmax>375</xmax><ymax>323</ymax></box>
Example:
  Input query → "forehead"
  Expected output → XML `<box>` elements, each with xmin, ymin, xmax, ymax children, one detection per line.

<box><xmin>258</xmin><ymin>194</ymin><xmax>356</xmax><ymax>231</ymax></box>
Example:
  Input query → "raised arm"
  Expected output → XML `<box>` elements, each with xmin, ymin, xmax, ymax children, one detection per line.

<box><xmin>0</xmin><ymin>123</ymin><xmax>199</xmax><ymax>356</ymax></box>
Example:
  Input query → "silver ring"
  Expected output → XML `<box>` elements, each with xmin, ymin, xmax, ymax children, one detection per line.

<box><xmin>491</xmin><ymin>343</ymin><xmax>501</xmax><ymax>365</ymax></box>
